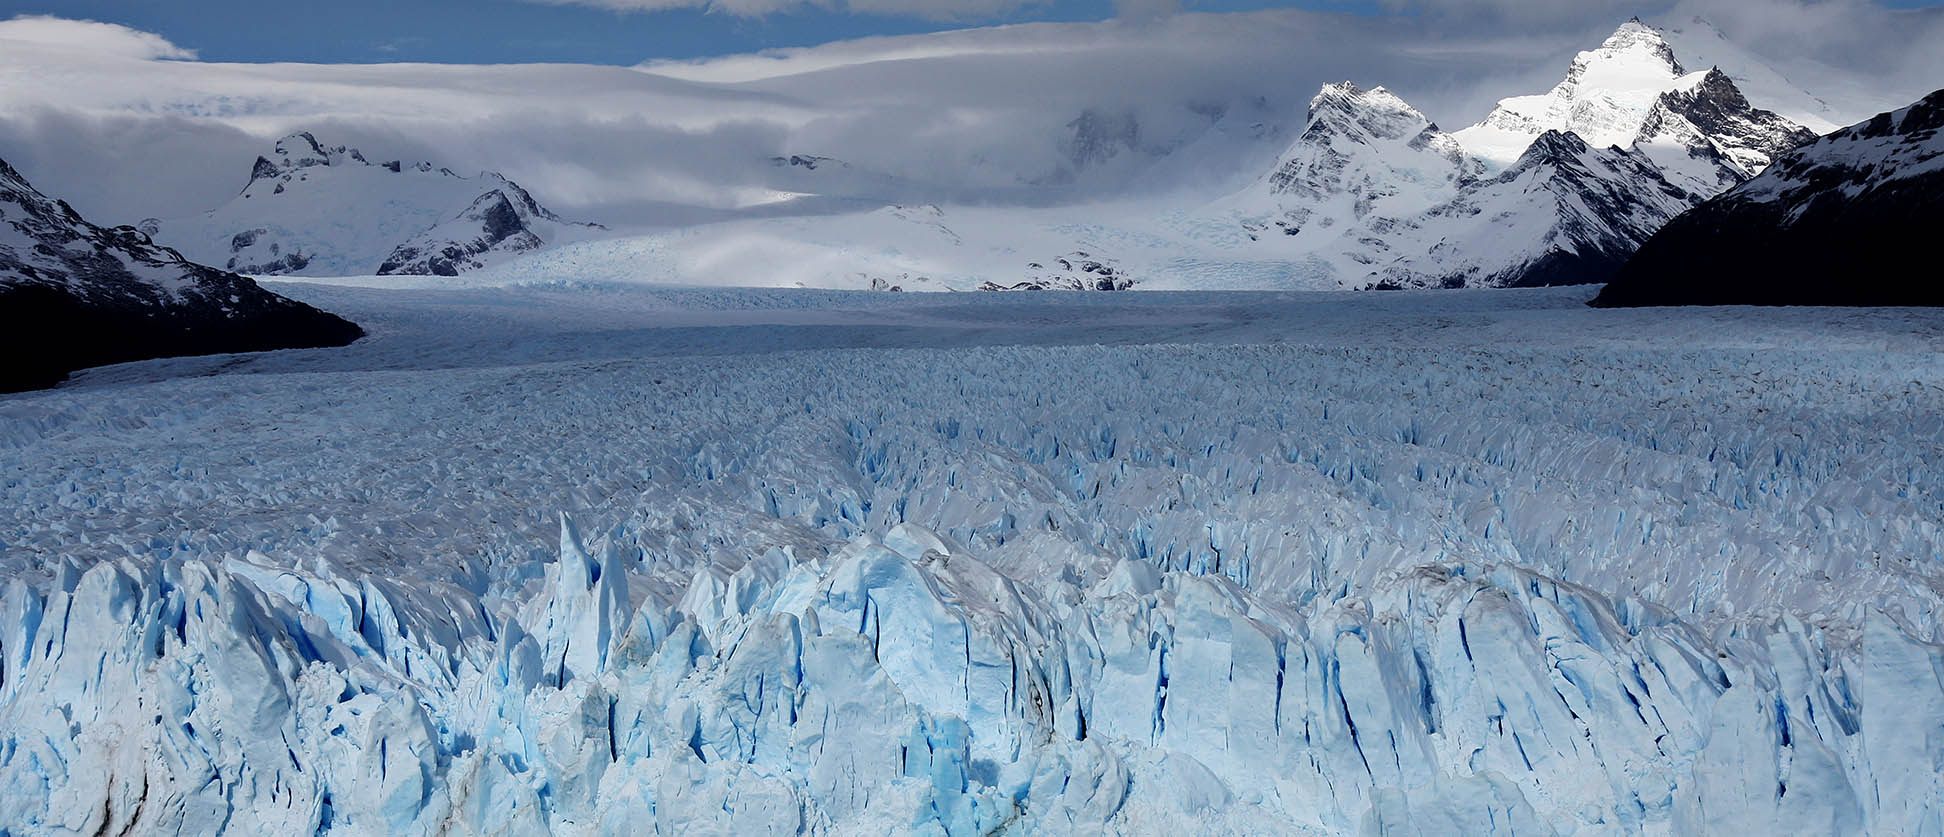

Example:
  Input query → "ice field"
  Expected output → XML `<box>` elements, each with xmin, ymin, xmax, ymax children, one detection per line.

<box><xmin>4</xmin><ymin>282</ymin><xmax>1944</xmax><ymax>834</ymax></box>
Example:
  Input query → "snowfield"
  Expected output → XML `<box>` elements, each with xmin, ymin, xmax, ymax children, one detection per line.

<box><xmin>3</xmin><ymin>283</ymin><xmax>1944</xmax><ymax>834</ymax></box>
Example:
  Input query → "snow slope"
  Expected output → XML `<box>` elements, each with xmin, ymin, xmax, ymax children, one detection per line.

<box><xmin>3</xmin><ymin>282</ymin><xmax>1944</xmax><ymax>833</ymax></box>
<box><xmin>1219</xmin><ymin>82</ymin><xmax>1482</xmax><ymax>245</ymax></box>
<box><xmin>453</xmin><ymin>200</ymin><xmax>1348</xmax><ymax>292</ymax></box>
<box><xmin>145</xmin><ymin>133</ymin><xmax>602</xmax><ymax>277</ymax></box>
<box><xmin>1350</xmin><ymin>131</ymin><xmax>1699</xmax><ymax>288</ymax></box>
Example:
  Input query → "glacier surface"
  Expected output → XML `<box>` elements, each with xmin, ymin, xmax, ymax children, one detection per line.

<box><xmin>3</xmin><ymin>283</ymin><xmax>1943</xmax><ymax>834</ymax></box>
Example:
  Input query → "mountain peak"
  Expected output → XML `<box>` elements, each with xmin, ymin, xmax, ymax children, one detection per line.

<box><xmin>1307</xmin><ymin>82</ymin><xmax>1421</xmax><ymax>125</ymax></box>
<box><xmin>1234</xmin><ymin>82</ymin><xmax>1481</xmax><ymax>238</ymax></box>
<box><xmin>1639</xmin><ymin>65</ymin><xmax>1818</xmax><ymax>190</ymax></box>
<box><xmin>1520</xmin><ymin>129</ymin><xmax>1594</xmax><ymax>159</ymax></box>
<box><xmin>273</xmin><ymin>132</ymin><xmax>327</xmax><ymax>160</ymax></box>
<box><xmin>1308</xmin><ymin>81</ymin><xmax>1366</xmax><ymax>111</ymax></box>
<box><xmin>1601</xmin><ymin>18</ymin><xmax>1674</xmax><ymax>57</ymax></box>
<box><xmin>1359</xmin><ymin>125</ymin><xmax>1699</xmax><ymax>290</ymax></box>
<box><xmin>0</xmin><ymin>155</ymin><xmax>27</xmax><ymax>191</ymax></box>
<box><xmin>253</xmin><ymin>132</ymin><xmax>373</xmax><ymax>185</ymax></box>
<box><xmin>1453</xmin><ymin>16</ymin><xmax>1818</xmax><ymax>179</ymax></box>
<box><xmin>1583</xmin><ymin>19</ymin><xmax>1683</xmax><ymax>78</ymax></box>
<box><xmin>1501</xmin><ymin>130</ymin><xmax>1614</xmax><ymax>179</ymax></box>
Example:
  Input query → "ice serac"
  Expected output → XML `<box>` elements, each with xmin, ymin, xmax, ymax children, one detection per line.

<box><xmin>1454</xmin><ymin>18</ymin><xmax>1817</xmax><ymax>195</ymax></box>
<box><xmin>1352</xmin><ymin>130</ymin><xmax>1699</xmax><ymax>288</ymax></box>
<box><xmin>1593</xmin><ymin>88</ymin><xmax>1944</xmax><ymax>307</ymax></box>
<box><xmin>3</xmin><ymin>516</ymin><xmax>1942</xmax><ymax>833</ymax></box>
<box><xmin>1227</xmin><ymin>82</ymin><xmax>1482</xmax><ymax>244</ymax></box>
<box><xmin>0</xmin><ymin>154</ymin><xmax>362</xmax><ymax>392</ymax></box>
<box><xmin>144</xmin><ymin>132</ymin><xmax>601</xmax><ymax>277</ymax></box>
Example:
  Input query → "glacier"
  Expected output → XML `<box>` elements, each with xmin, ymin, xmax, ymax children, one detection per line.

<box><xmin>3</xmin><ymin>283</ymin><xmax>1944</xmax><ymax>834</ymax></box>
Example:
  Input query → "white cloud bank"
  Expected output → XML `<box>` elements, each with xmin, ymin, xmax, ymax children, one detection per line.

<box><xmin>0</xmin><ymin>15</ymin><xmax>197</xmax><ymax>60</ymax></box>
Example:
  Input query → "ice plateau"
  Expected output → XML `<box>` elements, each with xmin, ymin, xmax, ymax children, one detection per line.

<box><xmin>2</xmin><ymin>283</ymin><xmax>1943</xmax><ymax>834</ymax></box>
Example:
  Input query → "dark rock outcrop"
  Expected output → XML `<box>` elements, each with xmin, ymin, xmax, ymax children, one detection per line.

<box><xmin>1593</xmin><ymin>89</ymin><xmax>1944</xmax><ymax>307</ymax></box>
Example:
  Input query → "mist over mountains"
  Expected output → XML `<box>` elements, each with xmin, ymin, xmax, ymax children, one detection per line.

<box><xmin>0</xmin><ymin>6</ymin><xmax>1933</xmax><ymax>232</ymax></box>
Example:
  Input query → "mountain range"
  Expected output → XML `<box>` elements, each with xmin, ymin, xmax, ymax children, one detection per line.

<box><xmin>0</xmin><ymin>155</ymin><xmax>362</xmax><ymax>391</ymax></box>
<box><xmin>143</xmin><ymin>132</ymin><xmax>603</xmax><ymax>278</ymax></box>
<box><xmin>460</xmin><ymin>18</ymin><xmax>1830</xmax><ymax>293</ymax></box>
<box><xmin>41</xmin><ymin>17</ymin><xmax>1928</xmax><ymax>304</ymax></box>
<box><xmin>1221</xmin><ymin>18</ymin><xmax>1819</xmax><ymax>290</ymax></box>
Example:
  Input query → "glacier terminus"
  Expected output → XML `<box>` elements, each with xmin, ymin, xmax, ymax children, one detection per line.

<box><xmin>4</xmin><ymin>285</ymin><xmax>1944</xmax><ymax>834</ymax></box>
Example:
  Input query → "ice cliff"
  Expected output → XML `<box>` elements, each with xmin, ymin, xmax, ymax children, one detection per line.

<box><xmin>2</xmin><ymin>513</ymin><xmax>1938</xmax><ymax>834</ymax></box>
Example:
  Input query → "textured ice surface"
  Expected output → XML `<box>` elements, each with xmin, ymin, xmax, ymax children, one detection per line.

<box><xmin>3</xmin><ymin>283</ymin><xmax>1943</xmax><ymax>834</ymax></box>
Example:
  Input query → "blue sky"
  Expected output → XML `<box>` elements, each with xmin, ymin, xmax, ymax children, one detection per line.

<box><xmin>2</xmin><ymin>0</ymin><xmax>1937</xmax><ymax>65</ymax></box>
<box><xmin>0</xmin><ymin>0</ymin><xmax>1379</xmax><ymax>64</ymax></box>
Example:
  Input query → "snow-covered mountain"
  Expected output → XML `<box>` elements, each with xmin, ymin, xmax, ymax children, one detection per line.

<box><xmin>0</xmin><ymin>154</ymin><xmax>361</xmax><ymax>391</ymax></box>
<box><xmin>1307</xmin><ymin>19</ymin><xmax>1817</xmax><ymax>289</ymax></box>
<box><xmin>1349</xmin><ymin>130</ymin><xmax>1699</xmax><ymax>288</ymax></box>
<box><xmin>145</xmin><ymin>133</ymin><xmax>602</xmax><ymax>277</ymax></box>
<box><xmin>114</xmin><ymin>19</ymin><xmax>1834</xmax><ymax>295</ymax></box>
<box><xmin>407</xmin><ymin>20</ymin><xmax>1837</xmax><ymax>294</ymax></box>
<box><xmin>1224</xmin><ymin>82</ymin><xmax>1482</xmax><ymax>246</ymax></box>
<box><xmin>1655</xmin><ymin>16</ymin><xmax>1850</xmax><ymax>135</ymax></box>
<box><xmin>1455</xmin><ymin>19</ymin><xmax>1816</xmax><ymax>195</ymax></box>
<box><xmin>1595</xmin><ymin>88</ymin><xmax>1944</xmax><ymax>307</ymax></box>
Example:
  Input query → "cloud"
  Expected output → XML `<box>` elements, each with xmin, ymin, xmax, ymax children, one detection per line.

<box><xmin>0</xmin><ymin>110</ymin><xmax>254</xmax><ymax>220</ymax></box>
<box><xmin>1667</xmin><ymin>0</ymin><xmax>1944</xmax><ymax>78</ymax></box>
<box><xmin>0</xmin><ymin>15</ymin><xmax>197</xmax><ymax>60</ymax></box>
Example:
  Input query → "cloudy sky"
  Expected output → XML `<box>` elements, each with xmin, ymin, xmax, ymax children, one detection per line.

<box><xmin>7</xmin><ymin>0</ymin><xmax>1336</xmax><ymax>63</ymax></box>
<box><xmin>0</xmin><ymin>1</ymin><xmax>1938</xmax><ymax>228</ymax></box>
